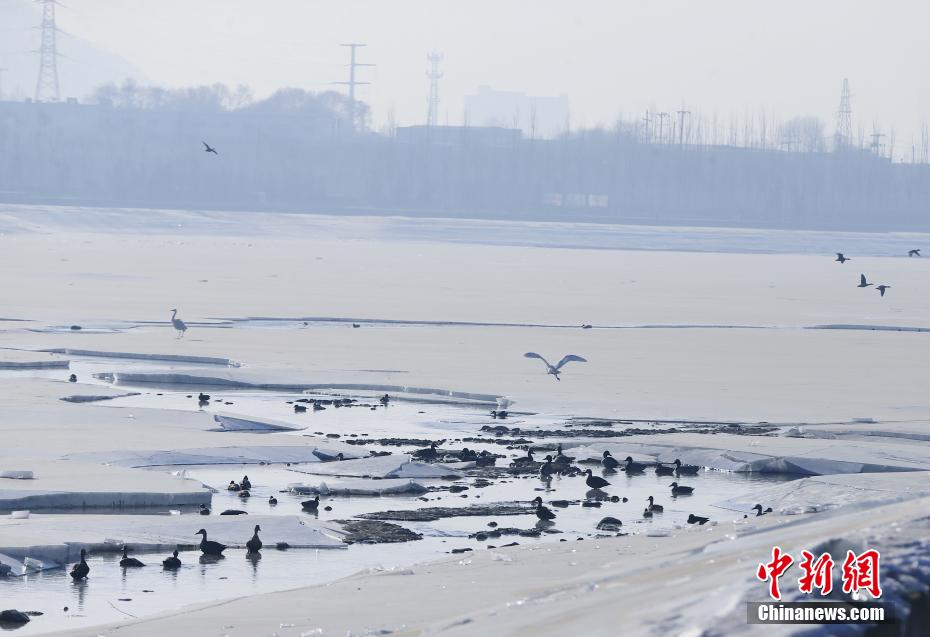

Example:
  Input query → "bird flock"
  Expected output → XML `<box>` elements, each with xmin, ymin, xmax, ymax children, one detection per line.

<box><xmin>836</xmin><ymin>248</ymin><xmax>922</xmax><ymax>298</ymax></box>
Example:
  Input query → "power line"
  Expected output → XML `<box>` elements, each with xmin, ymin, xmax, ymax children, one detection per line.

<box><xmin>332</xmin><ymin>43</ymin><xmax>374</xmax><ymax>132</ymax></box>
<box><xmin>34</xmin><ymin>0</ymin><xmax>61</xmax><ymax>102</ymax></box>
<box><xmin>426</xmin><ymin>51</ymin><xmax>443</xmax><ymax>128</ymax></box>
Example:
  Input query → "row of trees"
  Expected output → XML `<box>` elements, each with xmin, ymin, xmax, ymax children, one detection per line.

<box><xmin>1</xmin><ymin>82</ymin><xmax>928</xmax><ymax>231</ymax></box>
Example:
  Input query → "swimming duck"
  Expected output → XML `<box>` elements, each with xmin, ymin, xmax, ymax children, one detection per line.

<box><xmin>654</xmin><ymin>463</ymin><xmax>675</xmax><ymax>476</ymax></box>
<box><xmin>70</xmin><ymin>549</ymin><xmax>89</xmax><ymax>580</ymax></box>
<box><xmin>752</xmin><ymin>504</ymin><xmax>773</xmax><ymax>516</ymax></box>
<box><xmin>642</xmin><ymin>508</ymin><xmax>653</xmax><ymax>519</ymax></box>
<box><xmin>119</xmin><ymin>545</ymin><xmax>145</xmax><ymax>568</ymax></box>
<box><xmin>531</xmin><ymin>496</ymin><xmax>556</xmax><ymax>521</ymax></box>
<box><xmin>539</xmin><ymin>455</ymin><xmax>558</xmax><ymax>478</ymax></box>
<box><xmin>268</xmin><ymin>496</ymin><xmax>278</xmax><ymax>506</ymax></box>
<box><xmin>162</xmin><ymin>549</ymin><xmax>182</xmax><ymax>569</ymax></box>
<box><xmin>294</xmin><ymin>403</ymin><xmax>307</xmax><ymax>413</ymax></box>
<box><xmin>196</xmin><ymin>529</ymin><xmax>226</xmax><ymax>556</ymax></box>
<box><xmin>241</xmin><ymin>476</ymin><xmax>252</xmax><ymax>490</ymax></box>
<box><xmin>687</xmin><ymin>514</ymin><xmax>710</xmax><ymax>525</ymax></box>
<box><xmin>199</xmin><ymin>504</ymin><xmax>211</xmax><ymax>515</ymax></box>
<box><xmin>413</xmin><ymin>442</ymin><xmax>439</xmax><ymax>460</ymax></box>
<box><xmin>227</xmin><ymin>481</ymin><xmax>241</xmax><ymax>492</ymax></box>
<box><xmin>673</xmin><ymin>459</ymin><xmax>700</xmax><ymax>476</ymax></box>
<box><xmin>670</xmin><ymin>482</ymin><xmax>694</xmax><ymax>496</ymax></box>
<box><xmin>238</xmin><ymin>490</ymin><xmax>251</xmax><ymax>498</ymax></box>
<box><xmin>246</xmin><ymin>524</ymin><xmax>263</xmax><ymax>553</ymax></box>
<box><xmin>623</xmin><ymin>456</ymin><xmax>647</xmax><ymax>474</ymax></box>
<box><xmin>301</xmin><ymin>495</ymin><xmax>320</xmax><ymax>511</ymax></box>
<box><xmin>646</xmin><ymin>496</ymin><xmax>664</xmax><ymax>512</ymax></box>
<box><xmin>220</xmin><ymin>509</ymin><xmax>247</xmax><ymax>515</ymax></box>
<box><xmin>553</xmin><ymin>444</ymin><xmax>575</xmax><ymax>463</ymax></box>
<box><xmin>584</xmin><ymin>469</ymin><xmax>610</xmax><ymax>490</ymax></box>
<box><xmin>511</xmin><ymin>449</ymin><xmax>535</xmax><ymax>466</ymax></box>
<box><xmin>601</xmin><ymin>450</ymin><xmax>620</xmax><ymax>470</ymax></box>
<box><xmin>198</xmin><ymin>393</ymin><xmax>211</xmax><ymax>402</ymax></box>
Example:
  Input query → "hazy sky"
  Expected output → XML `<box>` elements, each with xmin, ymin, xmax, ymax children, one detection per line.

<box><xmin>6</xmin><ymin>0</ymin><xmax>930</xmax><ymax>151</ymax></box>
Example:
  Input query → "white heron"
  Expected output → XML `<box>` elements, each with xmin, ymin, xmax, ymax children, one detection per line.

<box><xmin>170</xmin><ymin>308</ymin><xmax>187</xmax><ymax>338</ymax></box>
<box><xmin>523</xmin><ymin>352</ymin><xmax>587</xmax><ymax>381</ymax></box>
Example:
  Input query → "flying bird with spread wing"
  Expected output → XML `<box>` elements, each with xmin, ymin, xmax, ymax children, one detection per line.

<box><xmin>203</xmin><ymin>141</ymin><xmax>218</xmax><ymax>155</ymax></box>
<box><xmin>835</xmin><ymin>252</ymin><xmax>850</xmax><ymax>263</ymax></box>
<box><xmin>523</xmin><ymin>352</ymin><xmax>587</xmax><ymax>381</ymax></box>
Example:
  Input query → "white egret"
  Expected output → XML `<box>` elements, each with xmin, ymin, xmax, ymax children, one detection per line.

<box><xmin>523</xmin><ymin>352</ymin><xmax>587</xmax><ymax>381</ymax></box>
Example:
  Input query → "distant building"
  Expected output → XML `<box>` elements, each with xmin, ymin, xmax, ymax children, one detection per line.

<box><xmin>464</xmin><ymin>86</ymin><xmax>569</xmax><ymax>139</ymax></box>
<box><xmin>396</xmin><ymin>124</ymin><xmax>521</xmax><ymax>146</ymax></box>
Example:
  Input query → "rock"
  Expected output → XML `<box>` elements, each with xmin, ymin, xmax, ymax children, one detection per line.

<box><xmin>451</xmin><ymin>548</ymin><xmax>472</xmax><ymax>554</ymax></box>
<box><xmin>338</xmin><ymin>520</ymin><xmax>423</xmax><ymax>544</ymax></box>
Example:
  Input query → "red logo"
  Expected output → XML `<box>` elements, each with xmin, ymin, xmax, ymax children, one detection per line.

<box><xmin>757</xmin><ymin>547</ymin><xmax>881</xmax><ymax>600</ymax></box>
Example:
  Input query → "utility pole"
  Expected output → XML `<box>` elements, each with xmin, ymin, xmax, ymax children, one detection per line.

<box><xmin>34</xmin><ymin>0</ymin><xmax>60</xmax><ymax>102</ymax></box>
<box><xmin>656</xmin><ymin>112</ymin><xmax>670</xmax><ymax>144</ymax></box>
<box><xmin>0</xmin><ymin>66</ymin><xmax>7</xmax><ymax>101</ymax></box>
<box><xmin>333</xmin><ymin>43</ymin><xmax>374</xmax><ymax>132</ymax></box>
<box><xmin>676</xmin><ymin>108</ymin><xmax>691</xmax><ymax>145</ymax></box>
<box><xmin>870</xmin><ymin>130</ymin><xmax>886</xmax><ymax>157</ymax></box>
<box><xmin>641</xmin><ymin>110</ymin><xmax>652</xmax><ymax>143</ymax></box>
<box><xmin>834</xmin><ymin>78</ymin><xmax>852</xmax><ymax>151</ymax></box>
<box><xmin>426</xmin><ymin>51</ymin><xmax>443</xmax><ymax>128</ymax></box>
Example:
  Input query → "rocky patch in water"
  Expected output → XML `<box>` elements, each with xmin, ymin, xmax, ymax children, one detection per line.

<box><xmin>357</xmin><ymin>503</ymin><xmax>531</xmax><ymax>522</ymax></box>
<box><xmin>337</xmin><ymin>520</ymin><xmax>423</xmax><ymax>544</ymax></box>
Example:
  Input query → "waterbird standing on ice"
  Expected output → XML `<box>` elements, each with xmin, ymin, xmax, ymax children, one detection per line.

<box><xmin>670</xmin><ymin>482</ymin><xmax>694</xmax><ymax>495</ymax></box>
<box><xmin>646</xmin><ymin>496</ymin><xmax>664</xmax><ymax>512</ymax></box>
<box><xmin>70</xmin><ymin>549</ymin><xmax>89</xmax><ymax>580</ymax></box>
<box><xmin>601</xmin><ymin>450</ymin><xmax>620</xmax><ymax>470</ymax></box>
<box><xmin>162</xmin><ymin>550</ymin><xmax>182</xmax><ymax>569</ymax></box>
<box><xmin>196</xmin><ymin>529</ymin><xmax>226</xmax><ymax>556</ymax></box>
<box><xmin>119</xmin><ymin>545</ymin><xmax>145</xmax><ymax>568</ymax></box>
<box><xmin>909</xmin><ymin>249</ymin><xmax>921</xmax><ymax>257</ymax></box>
<box><xmin>835</xmin><ymin>253</ymin><xmax>850</xmax><ymax>263</ymax></box>
<box><xmin>523</xmin><ymin>352</ymin><xmax>587</xmax><ymax>381</ymax></box>
<box><xmin>170</xmin><ymin>309</ymin><xmax>187</xmax><ymax>338</ymax></box>
<box><xmin>673</xmin><ymin>459</ymin><xmax>700</xmax><ymax>476</ymax></box>
<box><xmin>687</xmin><ymin>514</ymin><xmax>710</xmax><ymax>525</ymax></box>
<box><xmin>752</xmin><ymin>504</ymin><xmax>773</xmax><ymax>516</ymax></box>
<box><xmin>246</xmin><ymin>524</ymin><xmax>263</xmax><ymax>553</ymax></box>
<box><xmin>584</xmin><ymin>468</ymin><xmax>610</xmax><ymax>490</ymax></box>
<box><xmin>876</xmin><ymin>284</ymin><xmax>891</xmax><ymax>297</ymax></box>
<box><xmin>531</xmin><ymin>496</ymin><xmax>556</xmax><ymax>521</ymax></box>
<box><xmin>857</xmin><ymin>274</ymin><xmax>872</xmax><ymax>288</ymax></box>
<box><xmin>202</xmin><ymin>141</ymin><xmax>218</xmax><ymax>155</ymax></box>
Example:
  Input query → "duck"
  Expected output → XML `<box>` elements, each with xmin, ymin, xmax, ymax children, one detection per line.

<box><xmin>413</xmin><ymin>442</ymin><xmax>439</xmax><ymax>460</ymax></box>
<box><xmin>268</xmin><ymin>496</ymin><xmax>278</xmax><ymax>506</ymax></box>
<box><xmin>531</xmin><ymin>496</ymin><xmax>556</xmax><ymax>521</ymax></box>
<box><xmin>553</xmin><ymin>444</ymin><xmax>575</xmax><ymax>463</ymax></box>
<box><xmin>670</xmin><ymin>482</ymin><xmax>694</xmax><ymax>496</ymax></box>
<box><xmin>623</xmin><ymin>456</ymin><xmax>647</xmax><ymax>474</ymax></box>
<box><xmin>199</xmin><ymin>504</ymin><xmax>211</xmax><ymax>515</ymax></box>
<box><xmin>70</xmin><ymin>549</ymin><xmax>89</xmax><ymax>580</ymax></box>
<box><xmin>673</xmin><ymin>459</ymin><xmax>700</xmax><ymax>475</ymax></box>
<box><xmin>642</xmin><ymin>508</ymin><xmax>653</xmax><ymax>519</ymax></box>
<box><xmin>379</xmin><ymin>393</ymin><xmax>390</xmax><ymax>405</ymax></box>
<box><xmin>246</xmin><ymin>524</ymin><xmax>263</xmax><ymax>553</ymax></box>
<box><xmin>752</xmin><ymin>504</ymin><xmax>773</xmax><ymax>516</ymax></box>
<box><xmin>301</xmin><ymin>495</ymin><xmax>320</xmax><ymax>511</ymax></box>
<box><xmin>539</xmin><ymin>455</ymin><xmax>556</xmax><ymax>478</ymax></box>
<box><xmin>458</xmin><ymin>447</ymin><xmax>479</xmax><ymax>461</ymax></box>
<box><xmin>511</xmin><ymin>449</ymin><xmax>535</xmax><ymax>466</ymax></box>
<box><xmin>119</xmin><ymin>545</ymin><xmax>145</xmax><ymax>568</ymax></box>
<box><xmin>238</xmin><ymin>490</ymin><xmax>251</xmax><ymax>498</ymax></box>
<box><xmin>294</xmin><ymin>403</ymin><xmax>307</xmax><ymax>413</ymax></box>
<box><xmin>196</xmin><ymin>529</ymin><xmax>226</xmax><ymax>556</ymax></box>
<box><xmin>241</xmin><ymin>476</ymin><xmax>252</xmax><ymax>490</ymax></box>
<box><xmin>584</xmin><ymin>468</ymin><xmax>610</xmax><ymax>490</ymax></box>
<box><xmin>197</xmin><ymin>392</ymin><xmax>210</xmax><ymax>402</ymax></box>
<box><xmin>687</xmin><ymin>514</ymin><xmax>710</xmax><ymax>525</ymax></box>
<box><xmin>646</xmin><ymin>496</ymin><xmax>664</xmax><ymax>512</ymax></box>
<box><xmin>220</xmin><ymin>509</ymin><xmax>247</xmax><ymax>515</ymax></box>
<box><xmin>162</xmin><ymin>549</ymin><xmax>182</xmax><ymax>570</ymax></box>
<box><xmin>227</xmin><ymin>481</ymin><xmax>241</xmax><ymax>492</ymax></box>
<box><xmin>600</xmin><ymin>450</ymin><xmax>620</xmax><ymax>470</ymax></box>
<box><xmin>654</xmin><ymin>463</ymin><xmax>675</xmax><ymax>476</ymax></box>
<box><xmin>68</xmin><ymin>373</ymin><xmax>77</xmax><ymax>383</ymax></box>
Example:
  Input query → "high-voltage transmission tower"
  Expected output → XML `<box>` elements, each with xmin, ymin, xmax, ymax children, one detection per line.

<box><xmin>834</xmin><ymin>78</ymin><xmax>852</xmax><ymax>151</ymax></box>
<box><xmin>334</xmin><ymin>43</ymin><xmax>374</xmax><ymax>132</ymax></box>
<box><xmin>34</xmin><ymin>0</ymin><xmax>61</xmax><ymax>102</ymax></box>
<box><xmin>425</xmin><ymin>51</ymin><xmax>443</xmax><ymax>128</ymax></box>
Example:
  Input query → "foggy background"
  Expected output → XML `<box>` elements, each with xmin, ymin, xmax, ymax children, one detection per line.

<box><xmin>1</xmin><ymin>0</ymin><xmax>929</xmax><ymax>230</ymax></box>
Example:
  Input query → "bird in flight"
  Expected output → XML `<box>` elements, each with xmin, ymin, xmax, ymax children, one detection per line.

<box><xmin>523</xmin><ymin>352</ymin><xmax>587</xmax><ymax>381</ymax></box>
<box><xmin>203</xmin><ymin>141</ymin><xmax>218</xmax><ymax>155</ymax></box>
<box><xmin>835</xmin><ymin>253</ymin><xmax>850</xmax><ymax>263</ymax></box>
<box><xmin>908</xmin><ymin>249</ymin><xmax>921</xmax><ymax>257</ymax></box>
<box><xmin>857</xmin><ymin>274</ymin><xmax>872</xmax><ymax>288</ymax></box>
<box><xmin>876</xmin><ymin>285</ymin><xmax>891</xmax><ymax>297</ymax></box>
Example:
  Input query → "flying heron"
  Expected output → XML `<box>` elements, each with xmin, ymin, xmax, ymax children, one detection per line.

<box><xmin>523</xmin><ymin>352</ymin><xmax>587</xmax><ymax>380</ymax></box>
